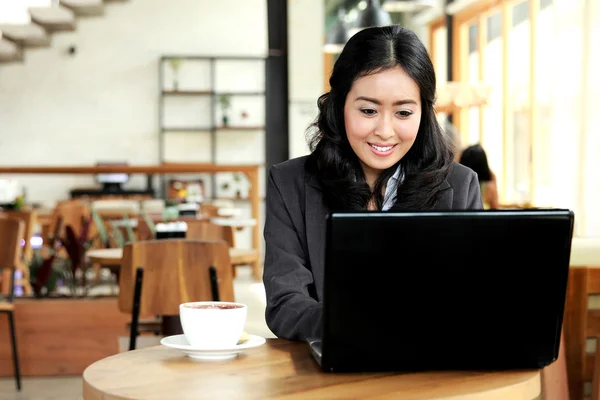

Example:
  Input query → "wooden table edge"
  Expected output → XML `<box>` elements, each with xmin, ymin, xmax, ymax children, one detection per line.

<box><xmin>81</xmin><ymin>342</ymin><xmax>542</xmax><ymax>400</ymax></box>
<box><xmin>436</xmin><ymin>370</ymin><xmax>540</xmax><ymax>400</ymax></box>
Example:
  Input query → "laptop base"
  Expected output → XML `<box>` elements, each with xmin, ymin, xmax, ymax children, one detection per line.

<box><xmin>307</xmin><ymin>339</ymin><xmax>322</xmax><ymax>366</ymax></box>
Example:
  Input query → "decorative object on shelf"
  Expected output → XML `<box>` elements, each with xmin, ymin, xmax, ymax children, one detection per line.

<box><xmin>167</xmin><ymin>57</ymin><xmax>183</xmax><ymax>91</ymax></box>
<box><xmin>168</xmin><ymin>179</ymin><xmax>205</xmax><ymax>203</ymax></box>
<box><xmin>171</xmin><ymin>180</ymin><xmax>187</xmax><ymax>202</ymax></box>
<box><xmin>233</xmin><ymin>173</ymin><xmax>243</xmax><ymax>199</ymax></box>
<box><xmin>217</xmin><ymin>173</ymin><xmax>240</xmax><ymax>199</ymax></box>
<box><xmin>214</xmin><ymin>173</ymin><xmax>251</xmax><ymax>199</ymax></box>
<box><xmin>220</xmin><ymin>180</ymin><xmax>232</xmax><ymax>196</ymax></box>
<box><xmin>218</xmin><ymin>93</ymin><xmax>232</xmax><ymax>126</ymax></box>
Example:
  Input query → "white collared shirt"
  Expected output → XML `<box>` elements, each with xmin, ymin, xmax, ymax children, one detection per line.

<box><xmin>382</xmin><ymin>164</ymin><xmax>403</xmax><ymax>211</ymax></box>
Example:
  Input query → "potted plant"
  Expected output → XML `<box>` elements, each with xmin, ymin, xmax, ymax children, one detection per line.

<box><xmin>30</xmin><ymin>220</ymin><xmax>98</xmax><ymax>298</ymax></box>
<box><xmin>167</xmin><ymin>57</ymin><xmax>183</xmax><ymax>91</ymax></box>
<box><xmin>233</xmin><ymin>173</ymin><xmax>243</xmax><ymax>199</ymax></box>
<box><xmin>218</xmin><ymin>94</ymin><xmax>232</xmax><ymax>126</ymax></box>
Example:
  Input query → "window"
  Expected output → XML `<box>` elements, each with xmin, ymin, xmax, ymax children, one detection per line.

<box><xmin>447</xmin><ymin>0</ymin><xmax>599</xmax><ymax>236</ymax></box>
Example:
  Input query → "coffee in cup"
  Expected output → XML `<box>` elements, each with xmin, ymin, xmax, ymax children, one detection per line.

<box><xmin>179</xmin><ymin>301</ymin><xmax>247</xmax><ymax>348</ymax></box>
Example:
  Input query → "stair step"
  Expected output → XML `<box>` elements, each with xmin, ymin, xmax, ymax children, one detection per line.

<box><xmin>29</xmin><ymin>6</ymin><xmax>76</xmax><ymax>32</ymax></box>
<box><xmin>0</xmin><ymin>38</ymin><xmax>24</xmax><ymax>63</ymax></box>
<box><xmin>0</xmin><ymin>24</ymin><xmax>50</xmax><ymax>47</ymax></box>
<box><xmin>60</xmin><ymin>0</ymin><xmax>104</xmax><ymax>17</ymax></box>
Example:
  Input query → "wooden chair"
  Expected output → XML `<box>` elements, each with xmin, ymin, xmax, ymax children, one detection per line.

<box><xmin>0</xmin><ymin>217</ymin><xmax>25</xmax><ymax>391</ymax></box>
<box><xmin>141</xmin><ymin>199</ymin><xmax>165</xmax><ymax>215</ymax></box>
<box><xmin>47</xmin><ymin>199</ymin><xmax>90</xmax><ymax>242</ymax></box>
<box><xmin>563</xmin><ymin>267</ymin><xmax>600</xmax><ymax>400</ymax></box>
<box><xmin>186</xmin><ymin>220</ymin><xmax>260</xmax><ymax>278</ymax></box>
<box><xmin>562</xmin><ymin>238</ymin><xmax>600</xmax><ymax>400</ymax></box>
<box><xmin>0</xmin><ymin>210</ymin><xmax>35</xmax><ymax>262</ymax></box>
<box><xmin>118</xmin><ymin>239</ymin><xmax>234</xmax><ymax>350</ymax></box>
<box><xmin>91</xmin><ymin>199</ymin><xmax>140</xmax><ymax>219</ymax></box>
<box><xmin>186</xmin><ymin>220</ymin><xmax>235</xmax><ymax>247</ymax></box>
<box><xmin>593</xmin><ymin>331</ymin><xmax>600</xmax><ymax>400</ymax></box>
<box><xmin>200</xmin><ymin>204</ymin><xmax>220</xmax><ymax>218</ymax></box>
<box><xmin>0</xmin><ymin>210</ymin><xmax>36</xmax><ymax>295</ymax></box>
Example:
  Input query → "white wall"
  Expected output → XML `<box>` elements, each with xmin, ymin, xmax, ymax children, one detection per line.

<box><xmin>287</xmin><ymin>0</ymin><xmax>324</xmax><ymax>159</ymax></box>
<box><xmin>0</xmin><ymin>0</ymin><xmax>267</xmax><ymax>200</ymax></box>
<box><xmin>0</xmin><ymin>0</ymin><xmax>267</xmax><ymax>247</ymax></box>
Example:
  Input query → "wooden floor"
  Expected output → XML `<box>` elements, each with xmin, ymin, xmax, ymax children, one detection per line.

<box><xmin>0</xmin><ymin>267</ymin><xmax>273</xmax><ymax>400</ymax></box>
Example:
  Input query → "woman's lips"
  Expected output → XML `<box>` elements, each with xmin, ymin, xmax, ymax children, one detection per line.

<box><xmin>368</xmin><ymin>142</ymin><xmax>397</xmax><ymax>156</ymax></box>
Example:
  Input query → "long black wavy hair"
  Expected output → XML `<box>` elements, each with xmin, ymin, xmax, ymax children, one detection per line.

<box><xmin>306</xmin><ymin>25</ymin><xmax>454</xmax><ymax>211</ymax></box>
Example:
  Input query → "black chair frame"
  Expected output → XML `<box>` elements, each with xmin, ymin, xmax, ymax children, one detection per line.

<box><xmin>128</xmin><ymin>266</ymin><xmax>220</xmax><ymax>351</ymax></box>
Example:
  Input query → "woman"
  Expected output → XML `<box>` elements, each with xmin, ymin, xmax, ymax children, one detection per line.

<box><xmin>263</xmin><ymin>26</ymin><xmax>483</xmax><ymax>342</ymax></box>
<box><xmin>458</xmin><ymin>144</ymin><xmax>499</xmax><ymax>209</ymax></box>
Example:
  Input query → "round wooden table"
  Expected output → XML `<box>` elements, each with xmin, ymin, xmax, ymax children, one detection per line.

<box><xmin>83</xmin><ymin>339</ymin><xmax>541</xmax><ymax>400</ymax></box>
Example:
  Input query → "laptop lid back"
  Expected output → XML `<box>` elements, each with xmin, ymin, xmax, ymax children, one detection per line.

<box><xmin>321</xmin><ymin>209</ymin><xmax>574</xmax><ymax>372</ymax></box>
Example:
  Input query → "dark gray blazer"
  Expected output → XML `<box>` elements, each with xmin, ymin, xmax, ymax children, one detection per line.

<box><xmin>263</xmin><ymin>155</ymin><xmax>483</xmax><ymax>341</ymax></box>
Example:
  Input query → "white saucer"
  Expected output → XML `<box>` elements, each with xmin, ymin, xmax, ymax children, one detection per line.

<box><xmin>160</xmin><ymin>334</ymin><xmax>266</xmax><ymax>361</ymax></box>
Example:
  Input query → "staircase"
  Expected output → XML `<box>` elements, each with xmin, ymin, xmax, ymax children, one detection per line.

<box><xmin>0</xmin><ymin>0</ymin><xmax>127</xmax><ymax>63</ymax></box>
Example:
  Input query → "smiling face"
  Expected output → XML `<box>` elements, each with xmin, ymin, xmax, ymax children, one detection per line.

<box><xmin>343</xmin><ymin>66</ymin><xmax>422</xmax><ymax>188</ymax></box>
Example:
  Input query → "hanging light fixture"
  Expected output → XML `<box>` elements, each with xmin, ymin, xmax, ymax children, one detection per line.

<box><xmin>355</xmin><ymin>0</ymin><xmax>392</xmax><ymax>30</ymax></box>
<box><xmin>324</xmin><ymin>8</ymin><xmax>350</xmax><ymax>54</ymax></box>
<box><xmin>382</xmin><ymin>0</ymin><xmax>437</xmax><ymax>12</ymax></box>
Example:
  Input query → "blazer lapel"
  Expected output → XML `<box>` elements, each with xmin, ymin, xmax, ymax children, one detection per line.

<box><xmin>305</xmin><ymin>175</ymin><xmax>328</xmax><ymax>300</ymax></box>
<box><xmin>433</xmin><ymin>180</ymin><xmax>453</xmax><ymax>210</ymax></box>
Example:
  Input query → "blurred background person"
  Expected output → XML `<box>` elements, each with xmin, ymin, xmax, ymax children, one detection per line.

<box><xmin>459</xmin><ymin>144</ymin><xmax>499</xmax><ymax>209</ymax></box>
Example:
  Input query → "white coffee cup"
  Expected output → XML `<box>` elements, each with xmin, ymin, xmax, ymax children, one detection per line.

<box><xmin>179</xmin><ymin>301</ymin><xmax>247</xmax><ymax>349</ymax></box>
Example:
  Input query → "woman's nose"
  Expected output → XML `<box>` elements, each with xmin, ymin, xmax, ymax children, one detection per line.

<box><xmin>374</xmin><ymin>114</ymin><xmax>394</xmax><ymax>140</ymax></box>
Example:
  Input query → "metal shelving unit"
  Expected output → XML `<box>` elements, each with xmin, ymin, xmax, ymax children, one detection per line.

<box><xmin>158</xmin><ymin>55</ymin><xmax>266</xmax><ymax>198</ymax></box>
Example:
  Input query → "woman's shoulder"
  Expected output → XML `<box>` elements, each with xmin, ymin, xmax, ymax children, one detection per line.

<box><xmin>267</xmin><ymin>156</ymin><xmax>316</xmax><ymax>215</ymax></box>
<box><xmin>269</xmin><ymin>155</ymin><xmax>314</xmax><ymax>191</ymax></box>
<box><xmin>446</xmin><ymin>161</ymin><xmax>477</xmax><ymax>188</ymax></box>
<box><xmin>270</xmin><ymin>155</ymin><xmax>310</xmax><ymax>176</ymax></box>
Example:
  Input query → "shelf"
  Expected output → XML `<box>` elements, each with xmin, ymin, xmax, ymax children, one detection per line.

<box><xmin>216</xmin><ymin>126</ymin><xmax>264</xmax><ymax>131</ymax></box>
<box><xmin>162</xmin><ymin>127</ymin><xmax>212</xmax><ymax>132</ymax></box>
<box><xmin>161</xmin><ymin>55</ymin><xmax>266</xmax><ymax>61</ymax></box>
<box><xmin>215</xmin><ymin>92</ymin><xmax>264</xmax><ymax>96</ymax></box>
<box><xmin>158</xmin><ymin>54</ymin><xmax>267</xmax><ymax>203</ymax></box>
<box><xmin>214</xmin><ymin>196</ymin><xmax>266</xmax><ymax>201</ymax></box>
<box><xmin>160</xmin><ymin>91</ymin><xmax>264</xmax><ymax>96</ymax></box>
<box><xmin>162</xmin><ymin>90</ymin><xmax>213</xmax><ymax>96</ymax></box>
<box><xmin>162</xmin><ymin>126</ymin><xmax>264</xmax><ymax>132</ymax></box>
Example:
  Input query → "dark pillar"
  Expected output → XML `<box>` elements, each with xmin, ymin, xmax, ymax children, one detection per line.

<box><xmin>446</xmin><ymin>0</ymin><xmax>454</xmax><ymax>123</ymax></box>
<box><xmin>266</xmin><ymin>0</ymin><xmax>289</xmax><ymax>172</ymax></box>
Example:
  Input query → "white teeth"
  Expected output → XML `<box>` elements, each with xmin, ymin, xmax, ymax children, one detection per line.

<box><xmin>370</xmin><ymin>144</ymin><xmax>394</xmax><ymax>152</ymax></box>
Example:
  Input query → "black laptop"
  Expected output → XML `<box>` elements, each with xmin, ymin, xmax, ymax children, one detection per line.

<box><xmin>308</xmin><ymin>209</ymin><xmax>574</xmax><ymax>373</ymax></box>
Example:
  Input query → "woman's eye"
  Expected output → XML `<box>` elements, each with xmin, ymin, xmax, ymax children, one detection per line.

<box><xmin>397</xmin><ymin>110</ymin><xmax>413</xmax><ymax>117</ymax></box>
<box><xmin>360</xmin><ymin>109</ymin><xmax>377</xmax><ymax>116</ymax></box>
